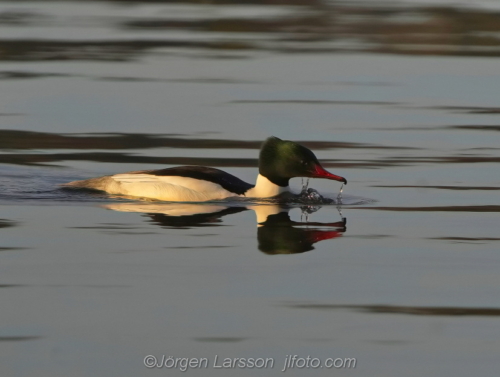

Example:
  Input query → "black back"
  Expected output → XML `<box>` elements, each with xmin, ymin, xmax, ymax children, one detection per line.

<box><xmin>139</xmin><ymin>166</ymin><xmax>254</xmax><ymax>196</ymax></box>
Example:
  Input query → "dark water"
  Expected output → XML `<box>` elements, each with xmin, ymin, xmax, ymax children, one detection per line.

<box><xmin>1</xmin><ymin>1</ymin><xmax>500</xmax><ymax>376</ymax></box>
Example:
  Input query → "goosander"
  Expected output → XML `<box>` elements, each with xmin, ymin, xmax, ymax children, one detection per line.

<box><xmin>63</xmin><ymin>136</ymin><xmax>347</xmax><ymax>202</ymax></box>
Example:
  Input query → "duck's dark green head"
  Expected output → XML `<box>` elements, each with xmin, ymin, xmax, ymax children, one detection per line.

<box><xmin>259</xmin><ymin>136</ymin><xmax>347</xmax><ymax>187</ymax></box>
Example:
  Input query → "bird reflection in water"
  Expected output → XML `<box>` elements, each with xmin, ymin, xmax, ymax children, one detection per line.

<box><xmin>255</xmin><ymin>208</ymin><xmax>345</xmax><ymax>255</ymax></box>
<box><xmin>103</xmin><ymin>203</ymin><xmax>346</xmax><ymax>255</ymax></box>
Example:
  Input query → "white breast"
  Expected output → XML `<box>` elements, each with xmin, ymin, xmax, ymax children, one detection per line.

<box><xmin>245</xmin><ymin>174</ymin><xmax>288</xmax><ymax>198</ymax></box>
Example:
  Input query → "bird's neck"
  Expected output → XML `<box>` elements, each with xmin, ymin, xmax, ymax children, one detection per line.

<box><xmin>246</xmin><ymin>174</ymin><xmax>289</xmax><ymax>198</ymax></box>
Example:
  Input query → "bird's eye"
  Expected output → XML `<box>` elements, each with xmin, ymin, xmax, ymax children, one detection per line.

<box><xmin>301</xmin><ymin>160</ymin><xmax>308</xmax><ymax>166</ymax></box>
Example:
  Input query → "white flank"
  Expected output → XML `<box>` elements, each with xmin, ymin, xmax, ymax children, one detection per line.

<box><xmin>96</xmin><ymin>174</ymin><xmax>236</xmax><ymax>202</ymax></box>
<box><xmin>110</xmin><ymin>174</ymin><xmax>236</xmax><ymax>201</ymax></box>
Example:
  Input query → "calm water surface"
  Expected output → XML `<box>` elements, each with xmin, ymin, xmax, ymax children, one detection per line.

<box><xmin>1</xmin><ymin>1</ymin><xmax>500</xmax><ymax>376</ymax></box>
